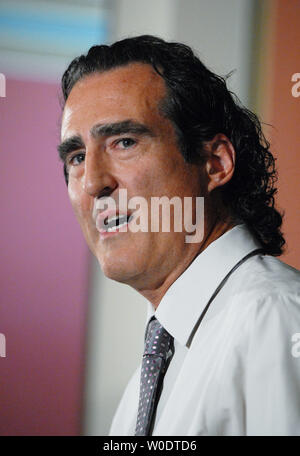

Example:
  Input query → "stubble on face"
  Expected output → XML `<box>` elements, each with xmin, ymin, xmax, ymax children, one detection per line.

<box><xmin>61</xmin><ymin>63</ymin><xmax>207</xmax><ymax>297</ymax></box>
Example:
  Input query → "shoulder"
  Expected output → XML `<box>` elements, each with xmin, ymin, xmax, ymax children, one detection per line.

<box><xmin>229</xmin><ymin>254</ymin><xmax>300</xmax><ymax>310</ymax></box>
<box><xmin>218</xmin><ymin>255</ymin><xmax>300</xmax><ymax>346</ymax></box>
<box><xmin>238</xmin><ymin>259</ymin><xmax>300</xmax><ymax>435</ymax></box>
<box><xmin>229</xmin><ymin>256</ymin><xmax>300</xmax><ymax>360</ymax></box>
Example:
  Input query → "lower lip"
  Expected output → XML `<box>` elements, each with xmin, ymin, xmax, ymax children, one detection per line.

<box><xmin>97</xmin><ymin>217</ymin><xmax>133</xmax><ymax>240</ymax></box>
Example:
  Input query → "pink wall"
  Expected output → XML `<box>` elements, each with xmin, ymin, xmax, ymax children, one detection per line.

<box><xmin>0</xmin><ymin>78</ymin><xmax>89</xmax><ymax>435</ymax></box>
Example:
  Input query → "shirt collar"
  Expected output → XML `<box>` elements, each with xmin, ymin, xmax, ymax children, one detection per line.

<box><xmin>146</xmin><ymin>224</ymin><xmax>262</xmax><ymax>347</ymax></box>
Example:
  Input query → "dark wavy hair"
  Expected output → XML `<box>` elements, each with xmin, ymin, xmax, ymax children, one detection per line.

<box><xmin>60</xmin><ymin>35</ymin><xmax>285</xmax><ymax>256</ymax></box>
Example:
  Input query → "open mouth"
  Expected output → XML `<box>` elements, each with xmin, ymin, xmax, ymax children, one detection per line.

<box><xmin>103</xmin><ymin>214</ymin><xmax>133</xmax><ymax>232</ymax></box>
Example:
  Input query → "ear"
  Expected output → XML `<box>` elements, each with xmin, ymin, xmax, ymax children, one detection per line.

<box><xmin>205</xmin><ymin>133</ymin><xmax>235</xmax><ymax>193</ymax></box>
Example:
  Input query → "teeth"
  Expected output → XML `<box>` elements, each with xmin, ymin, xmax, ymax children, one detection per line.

<box><xmin>104</xmin><ymin>214</ymin><xmax>131</xmax><ymax>231</ymax></box>
<box><xmin>106</xmin><ymin>220</ymin><xmax>129</xmax><ymax>232</ymax></box>
<box><xmin>106</xmin><ymin>215</ymin><xmax>120</xmax><ymax>225</ymax></box>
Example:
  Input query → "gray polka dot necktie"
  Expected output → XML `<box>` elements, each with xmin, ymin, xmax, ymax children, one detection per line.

<box><xmin>135</xmin><ymin>317</ymin><xmax>174</xmax><ymax>436</ymax></box>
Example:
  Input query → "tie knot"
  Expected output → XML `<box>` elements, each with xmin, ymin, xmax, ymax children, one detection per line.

<box><xmin>144</xmin><ymin>317</ymin><xmax>173</xmax><ymax>358</ymax></box>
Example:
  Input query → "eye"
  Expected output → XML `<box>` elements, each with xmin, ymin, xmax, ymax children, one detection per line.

<box><xmin>69</xmin><ymin>152</ymin><xmax>85</xmax><ymax>166</ymax></box>
<box><xmin>115</xmin><ymin>138</ymin><xmax>136</xmax><ymax>149</ymax></box>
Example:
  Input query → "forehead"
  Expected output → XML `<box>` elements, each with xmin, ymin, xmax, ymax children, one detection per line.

<box><xmin>61</xmin><ymin>63</ymin><xmax>168</xmax><ymax>140</ymax></box>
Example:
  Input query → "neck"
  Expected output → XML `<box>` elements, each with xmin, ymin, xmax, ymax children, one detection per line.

<box><xmin>138</xmin><ymin>215</ymin><xmax>237</xmax><ymax>309</ymax></box>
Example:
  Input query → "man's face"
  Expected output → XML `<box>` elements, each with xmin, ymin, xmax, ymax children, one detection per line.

<box><xmin>60</xmin><ymin>63</ymin><xmax>206</xmax><ymax>290</ymax></box>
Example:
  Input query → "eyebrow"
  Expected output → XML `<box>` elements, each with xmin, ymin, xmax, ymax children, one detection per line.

<box><xmin>57</xmin><ymin>136</ymin><xmax>85</xmax><ymax>163</ymax></box>
<box><xmin>90</xmin><ymin>120</ymin><xmax>154</xmax><ymax>139</ymax></box>
<box><xmin>57</xmin><ymin>120</ymin><xmax>154</xmax><ymax>162</ymax></box>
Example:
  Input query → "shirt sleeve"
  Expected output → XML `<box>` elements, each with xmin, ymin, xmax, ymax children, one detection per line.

<box><xmin>245</xmin><ymin>290</ymin><xmax>300</xmax><ymax>435</ymax></box>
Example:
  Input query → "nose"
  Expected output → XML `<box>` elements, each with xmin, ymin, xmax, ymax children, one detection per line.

<box><xmin>82</xmin><ymin>145</ymin><xmax>118</xmax><ymax>198</ymax></box>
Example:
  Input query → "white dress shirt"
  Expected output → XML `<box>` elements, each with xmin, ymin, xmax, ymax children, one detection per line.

<box><xmin>109</xmin><ymin>224</ymin><xmax>300</xmax><ymax>436</ymax></box>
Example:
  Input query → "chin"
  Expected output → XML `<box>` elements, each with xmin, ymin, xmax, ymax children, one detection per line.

<box><xmin>97</xmin><ymin>254</ymin><xmax>140</xmax><ymax>284</ymax></box>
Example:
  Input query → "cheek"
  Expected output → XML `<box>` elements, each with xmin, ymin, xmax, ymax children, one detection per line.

<box><xmin>68</xmin><ymin>182</ymin><xmax>92</xmax><ymax>223</ymax></box>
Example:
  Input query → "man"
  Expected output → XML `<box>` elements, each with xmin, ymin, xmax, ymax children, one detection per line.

<box><xmin>58</xmin><ymin>35</ymin><xmax>300</xmax><ymax>436</ymax></box>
